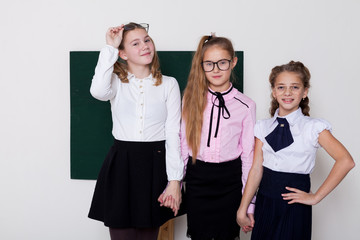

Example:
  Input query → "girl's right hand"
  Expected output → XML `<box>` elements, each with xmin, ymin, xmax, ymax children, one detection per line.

<box><xmin>236</xmin><ymin>210</ymin><xmax>254</xmax><ymax>233</ymax></box>
<box><xmin>106</xmin><ymin>25</ymin><xmax>124</xmax><ymax>49</ymax></box>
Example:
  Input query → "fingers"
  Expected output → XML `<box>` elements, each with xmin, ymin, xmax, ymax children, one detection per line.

<box><xmin>241</xmin><ymin>225</ymin><xmax>253</xmax><ymax>234</ymax></box>
<box><xmin>157</xmin><ymin>193</ymin><xmax>165</xmax><ymax>206</ymax></box>
<box><xmin>282</xmin><ymin>191</ymin><xmax>299</xmax><ymax>204</ymax></box>
<box><xmin>285</xmin><ymin>186</ymin><xmax>302</xmax><ymax>193</ymax></box>
<box><xmin>281</xmin><ymin>187</ymin><xmax>316</xmax><ymax>205</ymax></box>
<box><xmin>106</xmin><ymin>25</ymin><xmax>125</xmax><ymax>48</ymax></box>
<box><xmin>236</xmin><ymin>214</ymin><xmax>252</xmax><ymax>229</ymax></box>
<box><xmin>108</xmin><ymin>25</ymin><xmax>124</xmax><ymax>34</ymax></box>
<box><xmin>173</xmin><ymin>207</ymin><xmax>179</xmax><ymax>216</ymax></box>
<box><xmin>162</xmin><ymin>195</ymin><xmax>181</xmax><ymax>216</ymax></box>
<box><xmin>249</xmin><ymin>214</ymin><xmax>255</xmax><ymax>227</ymax></box>
<box><xmin>159</xmin><ymin>181</ymin><xmax>182</xmax><ymax>215</ymax></box>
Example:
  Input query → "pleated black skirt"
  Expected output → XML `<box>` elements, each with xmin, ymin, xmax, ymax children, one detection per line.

<box><xmin>88</xmin><ymin>139</ymin><xmax>174</xmax><ymax>228</ymax></box>
<box><xmin>251</xmin><ymin>167</ymin><xmax>312</xmax><ymax>240</ymax></box>
<box><xmin>184</xmin><ymin>157</ymin><xmax>242</xmax><ymax>240</ymax></box>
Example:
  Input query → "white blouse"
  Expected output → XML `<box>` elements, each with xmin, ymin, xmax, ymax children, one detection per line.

<box><xmin>255</xmin><ymin>108</ymin><xmax>331</xmax><ymax>174</ymax></box>
<box><xmin>90</xmin><ymin>45</ymin><xmax>183</xmax><ymax>181</ymax></box>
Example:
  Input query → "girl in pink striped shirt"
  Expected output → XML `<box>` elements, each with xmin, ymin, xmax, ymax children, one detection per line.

<box><xmin>181</xmin><ymin>34</ymin><xmax>256</xmax><ymax>240</ymax></box>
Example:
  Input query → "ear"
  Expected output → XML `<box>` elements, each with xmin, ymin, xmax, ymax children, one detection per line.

<box><xmin>119</xmin><ymin>50</ymin><xmax>128</xmax><ymax>60</ymax></box>
<box><xmin>303</xmin><ymin>87</ymin><xmax>309</xmax><ymax>99</ymax></box>
<box><xmin>231</xmin><ymin>57</ymin><xmax>238</xmax><ymax>69</ymax></box>
<box><xmin>272</xmin><ymin>88</ymin><xmax>276</xmax><ymax>99</ymax></box>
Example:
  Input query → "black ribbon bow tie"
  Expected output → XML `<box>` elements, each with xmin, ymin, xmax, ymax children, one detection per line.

<box><xmin>265</xmin><ymin>117</ymin><xmax>294</xmax><ymax>152</ymax></box>
<box><xmin>207</xmin><ymin>87</ymin><xmax>232</xmax><ymax>147</ymax></box>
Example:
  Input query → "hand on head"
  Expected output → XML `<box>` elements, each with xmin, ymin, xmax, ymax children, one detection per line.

<box><xmin>106</xmin><ymin>25</ymin><xmax>124</xmax><ymax>49</ymax></box>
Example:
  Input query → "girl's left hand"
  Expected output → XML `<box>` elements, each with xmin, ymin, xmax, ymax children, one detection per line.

<box><xmin>282</xmin><ymin>187</ymin><xmax>319</xmax><ymax>205</ymax></box>
<box><xmin>157</xmin><ymin>180</ymin><xmax>181</xmax><ymax>216</ymax></box>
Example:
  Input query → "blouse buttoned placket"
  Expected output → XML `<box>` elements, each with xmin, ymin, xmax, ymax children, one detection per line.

<box><xmin>204</xmin><ymin>87</ymin><xmax>234</xmax><ymax>163</ymax></box>
<box><xmin>133</xmin><ymin>76</ymin><xmax>147</xmax><ymax>139</ymax></box>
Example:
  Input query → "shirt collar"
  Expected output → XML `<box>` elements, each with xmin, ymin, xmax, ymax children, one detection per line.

<box><xmin>271</xmin><ymin>108</ymin><xmax>304</xmax><ymax>126</ymax></box>
<box><xmin>207</xmin><ymin>83</ymin><xmax>236</xmax><ymax>101</ymax></box>
<box><xmin>127</xmin><ymin>72</ymin><xmax>153</xmax><ymax>82</ymax></box>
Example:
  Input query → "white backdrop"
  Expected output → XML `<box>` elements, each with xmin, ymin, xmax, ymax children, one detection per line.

<box><xmin>0</xmin><ymin>0</ymin><xmax>359</xmax><ymax>239</ymax></box>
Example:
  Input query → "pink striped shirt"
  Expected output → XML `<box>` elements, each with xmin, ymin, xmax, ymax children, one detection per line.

<box><xmin>181</xmin><ymin>85</ymin><xmax>256</xmax><ymax>213</ymax></box>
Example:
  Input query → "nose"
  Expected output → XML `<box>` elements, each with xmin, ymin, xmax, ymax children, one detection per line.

<box><xmin>284</xmin><ymin>87</ymin><xmax>291</xmax><ymax>95</ymax></box>
<box><xmin>141</xmin><ymin>41</ymin><xmax>149</xmax><ymax>50</ymax></box>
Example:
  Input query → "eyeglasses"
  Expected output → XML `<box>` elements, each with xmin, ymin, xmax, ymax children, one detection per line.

<box><xmin>201</xmin><ymin>59</ymin><xmax>232</xmax><ymax>72</ymax></box>
<box><xmin>124</xmin><ymin>22</ymin><xmax>149</xmax><ymax>33</ymax></box>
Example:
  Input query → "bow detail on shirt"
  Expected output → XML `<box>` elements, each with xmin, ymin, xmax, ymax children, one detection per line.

<box><xmin>207</xmin><ymin>87</ymin><xmax>232</xmax><ymax>147</ymax></box>
<box><xmin>265</xmin><ymin>117</ymin><xmax>294</xmax><ymax>152</ymax></box>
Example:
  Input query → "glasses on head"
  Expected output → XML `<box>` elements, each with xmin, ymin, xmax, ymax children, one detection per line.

<box><xmin>201</xmin><ymin>59</ymin><xmax>232</xmax><ymax>72</ymax></box>
<box><xmin>124</xmin><ymin>23</ymin><xmax>149</xmax><ymax>32</ymax></box>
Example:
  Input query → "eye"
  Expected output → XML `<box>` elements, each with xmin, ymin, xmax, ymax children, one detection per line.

<box><xmin>219</xmin><ymin>60</ymin><xmax>228</xmax><ymax>65</ymax></box>
<box><xmin>132</xmin><ymin>42</ymin><xmax>139</xmax><ymax>46</ymax></box>
<box><xmin>277</xmin><ymin>86</ymin><xmax>284</xmax><ymax>90</ymax></box>
<box><xmin>145</xmin><ymin>38</ymin><xmax>151</xmax><ymax>43</ymax></box>
<box><xmin>291</xmin><ymin>86</ymin><xmax>300</xmax><ymax>90</ymax></box>
<box><xmin>204</xmin><ymin>61</ymin><xmax>213</xmax><ymax>67</ymax></box>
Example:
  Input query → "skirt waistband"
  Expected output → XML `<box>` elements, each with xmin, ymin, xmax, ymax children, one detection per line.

<box><xmin>185</xmin><ymin>156</ymin><xmax>242</xmax><ymax>184</ymax></box>
<box><xmin>187</xmin><ymin>156</ymin><xmax>241</xmax><ymax>168</ymax></box>
<box><xmin>113</xmin><ymin>139</ymin><xmax>165</xmax><ymax>150</ymax></box>
<box><xmin>258</xmin><ymin>167</ymin><xmax>310</xmax><ymax>199</ymax></box>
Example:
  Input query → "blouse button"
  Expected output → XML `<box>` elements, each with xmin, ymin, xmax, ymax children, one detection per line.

<box><xmin>139</xmin><ymin>85</ymin><xmax>143</xmax><ymax>88</ymax></box>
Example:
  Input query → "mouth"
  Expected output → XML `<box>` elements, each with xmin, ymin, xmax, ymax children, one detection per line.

<box><xmin>141</xmin><ymin>52</ymin><xmax>151</xmax><ymax>56</ymax></box>
<box><xmin>212</xmin><ymin>75</ymin><xmax>222</xmax><ymax>79</ymax></box>
<box><xmin>282</xmin><ymin>98</ymin><xmax>294</xmax><ymax>104</ymax></box>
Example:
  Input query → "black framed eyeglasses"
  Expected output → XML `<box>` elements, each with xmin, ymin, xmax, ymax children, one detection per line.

<box><xmin>124</xmin><ymin>22</ymin><xmax>149</xmax><ymax>32</ymax></box>
<box><xmin>201</xmin><ymin>59</ymin><xmax>232</xmax><ymax>72</ymax></box>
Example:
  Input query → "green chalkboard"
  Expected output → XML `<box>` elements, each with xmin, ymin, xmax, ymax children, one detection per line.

<box><xmin>70</xmin><ymin>51</ymin><xmax>244</xmax><ymax>180</ymax></box>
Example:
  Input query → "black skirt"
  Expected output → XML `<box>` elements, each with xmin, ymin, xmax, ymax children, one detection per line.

<box><xmin>88</xmin><ymin>140</ymin><xmax>175</xmax><ymax>228</ymax></box>
<box><xmin>251</xmin><ymin>167</ymin><xmax>312</xmax><ymax>240</ymax></box>
<box><xmin>184</xmin><ymin>157</ymin><xmax>242</xmax><ymax>240</ymax></box>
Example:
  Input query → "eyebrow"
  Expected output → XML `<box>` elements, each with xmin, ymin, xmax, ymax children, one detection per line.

<box><xmin>276</xmin><ymin>82</ymin><xmax>302</xmax><ymax>85</ymax></box>
<box><xmin>129</xmin><ymin>35</ymin><xmax>150</xmax><ymax>44</ymax></box>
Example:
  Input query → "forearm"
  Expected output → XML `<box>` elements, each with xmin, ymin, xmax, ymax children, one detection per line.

<box><xmin>239</xmin><ymin>164</ymin><xmax>263</xmax><ymax>214</ymax></box>
<box><xmin>314</xmin><ymin>130</ymin><xmax>355</xmax><ymax>204</ymax></box>
<box><xmin>314</xmin><ymin>156</ymin><xmax>355</xmax><ymax>204</ymax></box>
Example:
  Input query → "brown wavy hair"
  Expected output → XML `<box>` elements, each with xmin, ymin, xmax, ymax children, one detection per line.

<box><xmin>182</xmin><ymin>35</ymin><xmax>236</xmax><ymax>162</ymax></box>
<box><xmin>269</xmin><ymin>61</ymin><xmax>311</xmax><ymax>116</ymax></box>
<box><xmin>113</xmin><ymin>22</ymin><xmax>162</xmax><ymax>86</ymax></box>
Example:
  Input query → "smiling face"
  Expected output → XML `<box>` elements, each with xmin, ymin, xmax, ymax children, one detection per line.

<box><xmin>119</xmin><ymin>28</ymin><xmax>155</xmax><ymax>68</ymax></box>
<box><xmin>272</xmin><ymin>71</ymin><xmax>309</xmax><ymax>116</ymax></box>
<box><xmin>203</xmin><ymin>45</ymin><xmax>237</xmax><ymax>92</ymax></box>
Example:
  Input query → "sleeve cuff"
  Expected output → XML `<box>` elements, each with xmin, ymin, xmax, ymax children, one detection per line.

<box><xmin>247</xmin><ymin>203</ymin><xmax>255</xmax><ymax>214</ymax></box>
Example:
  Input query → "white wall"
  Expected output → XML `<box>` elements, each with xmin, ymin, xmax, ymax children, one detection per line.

<box><xmin>1</xmin><ymin>0</ymin><xmax>359</xmax><ymax>239</ymax></box>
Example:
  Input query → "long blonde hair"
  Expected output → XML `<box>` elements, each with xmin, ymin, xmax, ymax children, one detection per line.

<box><xmin>269</xmin><ymin>61</ymin><xmax>311</xmax><ymax>116</ymax></box>
<box><xmin>182</xmin><ymin>35</ymin><xmax>236</xmax><ymax>162</ymax></box>
<box><xmin>113</xmin><ymin>22</ymin><xmax>162</xmax><ymax>86</ymax></box>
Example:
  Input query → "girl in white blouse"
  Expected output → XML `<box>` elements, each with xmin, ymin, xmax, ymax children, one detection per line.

<box><xmin>237</xmin><ymin>61</ymin><xmax>355</xmax><ymax>240</ymax></box>
<box><xmin>88</xmin><ymin>23</ymin><xmax>183</xmax><ymax>240</ymax></box>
